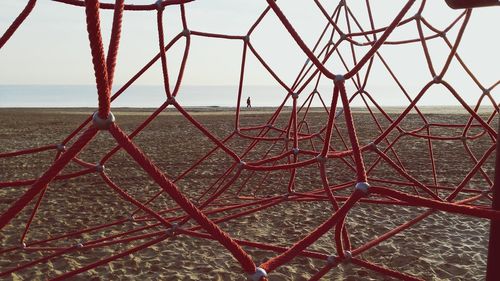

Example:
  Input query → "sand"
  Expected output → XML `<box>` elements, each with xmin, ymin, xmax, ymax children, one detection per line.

<box><xmin>0</xmin><ymin>107</ymin><xmax>495</xmax><ymax>280</ymax></box>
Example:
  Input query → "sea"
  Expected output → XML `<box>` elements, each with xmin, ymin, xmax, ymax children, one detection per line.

<box><xmin>0</xmin><ymin>85</ymin><xmax>488</xmax><ymax>110</ymax></box>
<box><xmin>0</xmin><ymin>85</ymin><xmax>314</xmax><ymax>108</ymax></box>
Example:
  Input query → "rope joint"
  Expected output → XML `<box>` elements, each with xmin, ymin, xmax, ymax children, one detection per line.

<box><xmin>56</xmin><ymin>144</ymin><xmax>66</xmax><ymax>152</ymax></box>
<box><xmin>368</xmin><ymin>142</ymin><xmax>379</xmax><ymax>152</ymax></box>
<box><xmin>92</xmin><ymin>111</ymin><xmax>115</xmax><ymax>130</ymax></box>
<box><xmin>166</xmin><ymin>97</ymin><xmax>176</xmax><ymax>105</ymax></box>
<box><xmin>327</xmin><ymin>254</ymin><xmax>337</xmax><ymax>265</ymax></box>
<box><xmin>95</xmin><ymin>163</ymin><xmax>105</xmax><ymax>173</ymax></box>
<box><xmin>247</xmin><ymin>267</ymin><xmax>267</xmax><ymax>281</ymax></box>
<box><xmin>342</xmin><ymin>250</ymin><xmax>352</xmax><ymax>262</ymax></box>
<box><xmin>155</xmin><ymin>0</ymin><xmax>165</xmax><ymax>11</ymax></box>
<box><xmin>334</xmin><ymin>74</ymin><xmax>345</xmax><ymax>83</ymax></box>
<box><xmin>355</xmin><ymin>182</ymin><xmax>370</xmax><ymax>194</ymax></box>
<box><xmin>166</xmin><ymin>222</ymin><xmax>179</xmax><ymax>236</ymax></box>
<box><xmin>283</xmin><ymin>192</ymin><xmax>293</xmax><ymax>200</ymax></box>
<box><xmin>316</xmin><ymin>155</ymin><xmax>327</xmax><ymax>164</ymax></box>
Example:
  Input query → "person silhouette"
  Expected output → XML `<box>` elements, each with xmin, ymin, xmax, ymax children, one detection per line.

<box><xmin>246</xmin><ymin>97</ymin><xmax>251</xmax><ymax>108</ymax></box>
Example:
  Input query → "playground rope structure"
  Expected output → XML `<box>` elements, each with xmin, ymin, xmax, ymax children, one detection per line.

<box><xmin>1</xmin><ymin>0</ymin><xmax>500</xmax><ymax>280</ymax></box>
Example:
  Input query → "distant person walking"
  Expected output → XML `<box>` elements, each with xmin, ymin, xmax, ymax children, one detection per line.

<box><xmin>246</xmin><ymin>97</ymin><xmax>252</xmax><ymax>108</ymax></box>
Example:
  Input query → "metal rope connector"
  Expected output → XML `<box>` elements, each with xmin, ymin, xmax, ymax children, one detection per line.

<box><xmin>95</xmin><ymin>163</ymin><xmax>105</xmax><ymax>173</ymax></box>
<box><xmin>56</xmin><ymin>144</ymin><xmax>66</xmax><ymax>152</ymax></box>
<box><xmin>334</xmin><ymin>74</ymin><xmax>345</xmax><ymax>83</ymax></box>
<box><xmin>155</xmin><ymin>0</ymin><xmax>165</xmax><ymax>11</ymax></box>
<box><xmin>355</xmin><ymin>182</ymin><xmax>370</xmax><ymax>194</ymax></box>
<box><xmin>247</xmin><ymin>267</ymin><xmax>267</xmax><ymax>281</ymax></box>
<box><xmin>92</xmin><ymin>111</ymin><xmax>115</xmax><ymax>130</ymax></box>
<box><xmin>368</xmin><ymin>142</ymin><xmax>379</xmax><ymax>152</ymax></box>
<box><xmin>326</xmin><ymin>254</ymin><xmax>337</xmax><ymax>265</ymax></box>
<box><xmin>166</xmin><ymin>222</ymin><xmax>178</xmax><ymax>236</ymax></box>
<box><xmin>342</xmin><ymin>250</ymin><xmax>352</xmax><ymax>262</ymax></box>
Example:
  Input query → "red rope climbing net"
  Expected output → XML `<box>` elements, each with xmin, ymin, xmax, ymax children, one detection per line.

<box><xmin>1</xmin><ymin>0</ymin><xmax>499</xmax><ymax>280</ymax></box>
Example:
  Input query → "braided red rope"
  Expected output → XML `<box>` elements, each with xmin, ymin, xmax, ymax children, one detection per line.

<box><xmin>84</xmin><ymin>0</ymin><xmax>111</xmax><ymax>119</ymax></box>
<box><xmin>0</xmin><ymin>1</ymin><xmax>499</xmax><ymax>280</ymax></box>
<box><xmin>0</xmin><ymin>126</ymin><xmax>98</xmax><ymax>230</ymax></box>
<box><xmin>108</xmin><ymin>123</ymin><xmax>257</xmax><ymax>273</ymax></box>
<box><xmin>106</xmin><ymin>0</ymin><xmax>125</xmax><ymax>89</ymax></box>
<box><xmin>0</xmin><ymin>0</ymin><xmax>36</xmax><ymax>49</ymax></box>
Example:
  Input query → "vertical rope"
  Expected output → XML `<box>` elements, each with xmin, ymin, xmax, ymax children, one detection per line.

<box><xmin>84</xmin><ymin>0</ymin><xmax>111</xmax><ymax>119</ymax></box>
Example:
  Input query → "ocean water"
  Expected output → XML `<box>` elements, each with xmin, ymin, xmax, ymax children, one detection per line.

<box><xmin>0</xmin><ymin>85</ymin><xmax>307</xmax><ymax>108</ymax></box>
<box><xmin>0</xmin><ymin>84</ymin><xmax>489</xmax><ymax>109</ymax></box>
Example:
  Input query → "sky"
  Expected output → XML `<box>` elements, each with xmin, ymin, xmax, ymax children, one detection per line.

<box><xmin>0</xmin><ymin>0</ymin><xmax>498</xmax><ymax>107</ymax></box>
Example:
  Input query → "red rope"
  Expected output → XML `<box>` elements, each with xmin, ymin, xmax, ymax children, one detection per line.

<box><xmin>108</xmin><ymin>123</ymin><xmax>256</xmax><ymax>274</ymax></box>
<box><xmin>0</xmin><ymin>126</ymin><xmax>97</xmax><ymax>230</ymax></box>
<box><xmin>0</xmin><ymin>0</ymin><xmax>37</xmax><ymax>49</ymax></box>
<box><xmin>106</xmin><ymin>0</ymin><xmax>125</xmax><ymax>89</ymax></box>
<box><xmin>84</xmin><ymin>0</ymin><xmax>111</xmax><ymax>119</ymax></box>
<box><xmin>0</xmin><ymin>0</ymin><xmax>498</xmax><ymax>280</ymax></box>
<box><xmin>53</xmin><ymin>0</ymin><xmax>194</xmax><ymax>11</ymax></box>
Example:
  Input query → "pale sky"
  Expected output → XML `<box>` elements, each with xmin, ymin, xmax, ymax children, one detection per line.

<box><xmin>0</xmin><ymin>0</ymin><xmax>498</xmax><ymax>106</ymax></box>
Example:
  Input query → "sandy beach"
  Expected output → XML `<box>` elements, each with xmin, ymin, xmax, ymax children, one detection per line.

<box><xmin>0</xmin><ymin>107</ymin><xmax>495</xmax><ymax>280</ymax></box>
